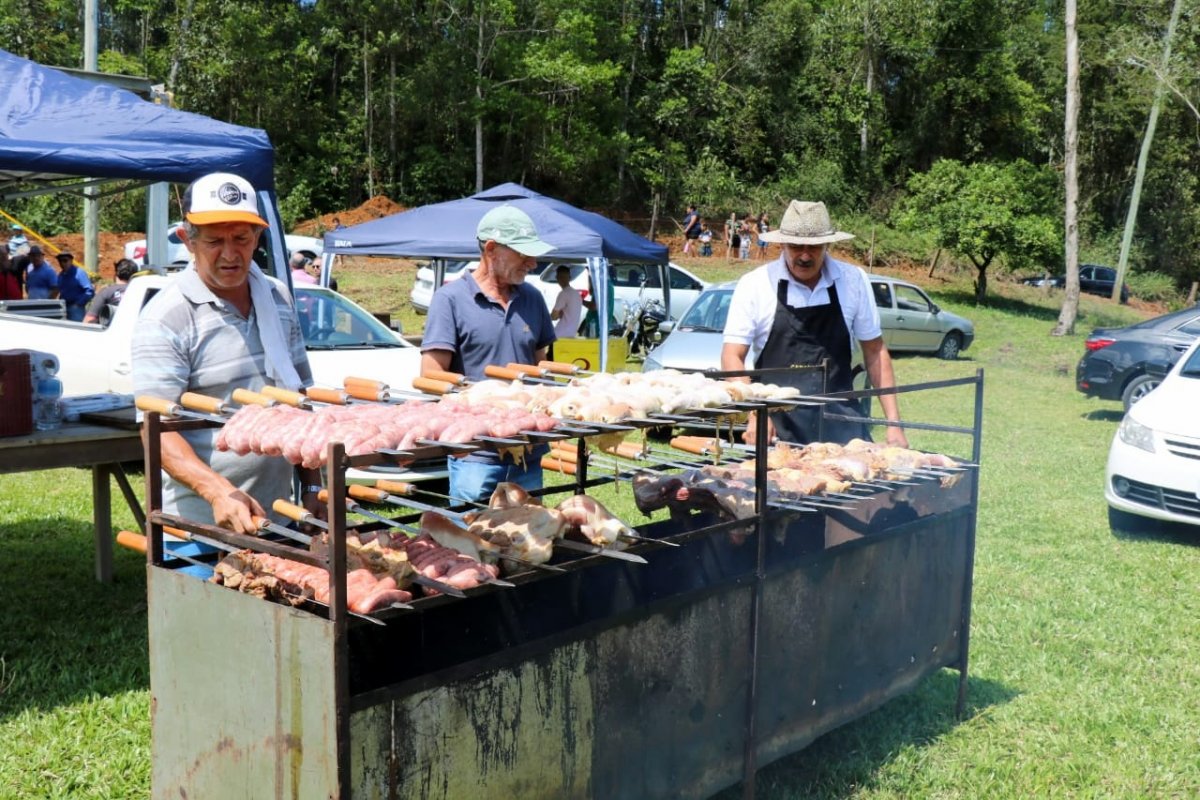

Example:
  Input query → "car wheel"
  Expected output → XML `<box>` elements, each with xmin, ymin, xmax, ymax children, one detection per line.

<box><xmin>936</xmin><ymin>332</ymin><xmax>962</xmax><ymax>360</ymax></box>
<box><xmin>1121</xmin><ymin>374</ymin><xmax>1159</xmax><ymax>411</ymax></box>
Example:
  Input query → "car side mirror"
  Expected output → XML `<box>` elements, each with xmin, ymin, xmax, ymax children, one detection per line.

<box><xmin>1145</xmin><ymin>360</ymin><xmax>1171</xmax><ymax>378</ymax></box>
<box><xmin>931</xmin><ymin>303</ymin><xmax>941</xmax><ymax>314</ymax></box>
<box><xmin>658</xmin><ymin>320</ymin><xmax>675</xmax><ymax>336</ymax></box>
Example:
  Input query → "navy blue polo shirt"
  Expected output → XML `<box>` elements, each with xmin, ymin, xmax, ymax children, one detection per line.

<box><xmin>422</xmin><ymin>273</ymin><xmax>556</xmax><ymax>381</ymax></box>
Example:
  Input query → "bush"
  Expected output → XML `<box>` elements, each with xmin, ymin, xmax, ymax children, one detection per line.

<box><xmin>1125</xmin><ymin>270</ymin><xmax>1182</xmax><ymax>304</ymax></box>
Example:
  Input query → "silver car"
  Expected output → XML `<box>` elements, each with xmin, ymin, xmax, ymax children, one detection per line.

<box><xmin>642</xmin><ymin>273</ymin><xmax>973</xmax><ymax>374</ymax></box>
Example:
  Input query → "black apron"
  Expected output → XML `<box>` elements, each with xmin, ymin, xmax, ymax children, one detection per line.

<box><xmin>757</xmin><ymin>280</ymin><xmax>868</xmax><ymax>445</ymax></box>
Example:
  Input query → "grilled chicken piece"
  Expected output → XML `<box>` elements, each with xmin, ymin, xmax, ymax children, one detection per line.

<box><xmin>465</xmin><ymin>505</ymin><xmax>566</xmax><ymax>564</ymax></box>
<box><xmin>555</xmin><ymin>494</ymin><xmax>633</xmax><ymax>549</ymax></box>
<box><xmin>211</xmin><ymin>550</ymin><xmax>412</xmax><ymax>612</ymax></box>
<box><xmin>489</xmin><ymin>481</ymin><xmax>542</xmax><ymax>509</ymax></box>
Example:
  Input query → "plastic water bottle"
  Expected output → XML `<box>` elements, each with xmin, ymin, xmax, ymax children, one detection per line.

<box><xmin>34</xmin><ymin>377</ymin><xmax>63</xmax><ymax>431</ymax></box>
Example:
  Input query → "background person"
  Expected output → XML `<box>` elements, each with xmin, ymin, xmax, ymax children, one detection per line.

<box><xmin>23</xmin><ymin>246</ymin><xmax>58</xmax><ymax>300</ymax></box>
<box><xmin>84</xmin><ymin>258</ymin><xmax>138</xmax><ymax>324</ymax></box>
<box><xmin>289</xmin><ymin>251</ymin><xmax>317</xmax><ymax>285</ymax></box>
<box><xmin>132</xmin><ymin>172</ymin><xmax>322</xmax><ymax>538</ymax></box>
<box><xmin>420</xmin><ymin>205</ymin><xmax>556</xmax><ymax>502</ymax></box>
<box><xmin>0</xmin><ymin>249</ymin><xmax>22</xmax><ymax>300</ymax></box>
<box><xmin>550</xmin><ymin>264</ymin><xmax>583</xmax><ymax>339</ymax></box>
<box><xmin>55</xmin><ymin>252</ymin><xmax>94</xmax><ymax>321</ymax></box>
<box><xmin>681</xmin><ymin>203</ymin><xmax>701</xmax><ymax>255</ymax></box>
<box><xmin>721</xmin><ymin>199</ymin><xmax>907</xmax><ymax>447</ymax></box>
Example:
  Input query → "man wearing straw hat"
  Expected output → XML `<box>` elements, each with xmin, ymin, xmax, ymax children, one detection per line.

<box><xmin>721</xmin><ymin>200</ymin><xmax>907</xmax><ymax>447</ymax></box>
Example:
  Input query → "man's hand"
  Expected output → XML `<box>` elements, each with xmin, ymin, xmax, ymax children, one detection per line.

<box><xmin>742</xmin><ymin>411</ymin><xmax>776</xmax><ymax>447</ymax></box>
<box><xmin>885</xmin><ymin>424</ymin><xmax>909</xmax><ymax>448</ymax></box>
<box><xmin>211</xmin><ymin>489</ymin><xmax>268</xmax><ymax>534</ymax></box>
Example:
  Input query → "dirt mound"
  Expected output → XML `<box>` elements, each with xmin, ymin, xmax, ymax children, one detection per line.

<box><xmin>293</xmin><ymin>196</ymin><xmax>407</xmax><ymax>236</ymax></box>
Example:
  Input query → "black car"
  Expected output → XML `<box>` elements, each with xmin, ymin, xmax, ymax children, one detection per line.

<box><xmin>1023</xmin><ymin>264</ymin><xmax>1131</xmax><ymax>303</ymax></box>
<box><xmin>1076</xmin><ymin>306</ymin><xmax>1200</xmax><ymax>409</ymax></box>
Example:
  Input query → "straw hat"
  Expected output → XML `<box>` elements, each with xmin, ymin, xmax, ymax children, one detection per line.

<box><xmin>758</xmin><ymin>200</ymin><xmax>854</xmax><ymax>245</ymax></box>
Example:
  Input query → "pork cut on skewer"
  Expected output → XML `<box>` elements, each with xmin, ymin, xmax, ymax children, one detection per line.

<box><xmin>555</xmin><ymin>494</ymin><xmax>634</xmax><ymax>550</ymax></box>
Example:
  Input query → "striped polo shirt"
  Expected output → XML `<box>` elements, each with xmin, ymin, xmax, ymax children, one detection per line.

<box><xmin>132</xmin><ymin>266</ymin><xmax>312</xmax><ymax>524</ymax></box>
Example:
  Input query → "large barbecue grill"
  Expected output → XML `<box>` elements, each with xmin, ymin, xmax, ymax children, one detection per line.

<box><xmin>142</xmin><ymin>368</ymin><xmax>982</xmax><ymax>799</ymax></box>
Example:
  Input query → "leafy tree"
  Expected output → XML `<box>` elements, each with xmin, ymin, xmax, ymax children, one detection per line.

<box><xmin>899</xmin><ymin>159</ymin><xmax>1061</xmax><ymax>303</ymax></box>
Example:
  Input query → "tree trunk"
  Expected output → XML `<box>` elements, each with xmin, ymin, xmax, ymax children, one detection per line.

<box><xmin>974</xmin><ymin>263</ymin><xmax>989</xmax><ymax>304</ymax></box>
<box><xmin>927</xmin><ymin>248</ymin><xmax>941</xmax><ymax>278</ymax></box>
<box><xmin>475</xmin><ymin>8</ymin><xmax>485</xmax><ymax>192</ymax></box>
<box><xmin>1052</xmin><ymin>0</ymin><xmax>1081</xmax><ymax>335</ymax></box>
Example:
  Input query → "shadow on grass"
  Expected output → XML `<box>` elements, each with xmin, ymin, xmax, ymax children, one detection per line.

<box><xmin>712</xmin><ymin>671</ymin><xmax>1018</xmax><ymax>800</ymax></box>
<box><xmin>0</xmin><ymin>517</ymin><xmax>150</xmax><ymax>721</ymax></box>
<box><xmin>934</xmin><ymin>288</ymin><xmax>1062</xmax><ymax>322</ymax></box>
<box><xmin>1083</xmin><ymin>409</ymin><xmax>1123</xmax><ymax>423</ymax></box>
<box><xmin>1109</xmin><ymin>510</ymin><xmax>1200</xmax><ymax>547</ymax></box>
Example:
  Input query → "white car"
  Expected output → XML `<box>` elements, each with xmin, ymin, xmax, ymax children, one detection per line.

<box><xmin>1105</xmin><ymin>337</ymin><xmax>1200</xmax><ymax>528</ymax></box>
<box><xmin>409</xmin><ymin>260</ymin><xmax>709</xmax><ymax>325</ymax></box>
<box><xmin>126</xmin><ymin>225</ymin><xmax>324</xmax><ymax>266</ymax></box>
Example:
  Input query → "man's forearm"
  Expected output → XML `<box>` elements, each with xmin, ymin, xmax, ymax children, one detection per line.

<box><xmin>148</xmin><ymin>428</ymin><xmax>238</xmax><ymax>505</ymax></box>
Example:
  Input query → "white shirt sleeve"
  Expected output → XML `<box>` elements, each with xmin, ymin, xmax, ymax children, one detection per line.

<box><xmin>847</xmin><ymin>265</ymin><xmax>883</xmax><ymax>341</ymax></box>
<box><xmin>723</xmin><ymin>269</ymin><xmax>770</xmax><ymax>348</ymax></box>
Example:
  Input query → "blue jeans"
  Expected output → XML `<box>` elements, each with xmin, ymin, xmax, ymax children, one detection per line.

<box><xmin>66</xmin><ymin>303</ymin><xmax>86</xmax><ymax>322</ymax></box>
<box><xmin>448</xmin><ymin>456</ymin><xmax>543</xmax><ymax>504</ymax></box>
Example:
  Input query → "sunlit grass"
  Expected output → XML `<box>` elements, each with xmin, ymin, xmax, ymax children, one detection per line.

<box><xmin>4</xmin><ymin>264</ymin><xmax>1198</xmax><ymax>798</ymax></box>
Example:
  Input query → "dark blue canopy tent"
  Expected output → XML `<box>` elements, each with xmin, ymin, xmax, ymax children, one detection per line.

<box><xmin>322</xmin><ymin>183</ymin><xmax>669</xmax><ymax>368</ymax></box>
<box><xmin>0</xmin><ymin>48</ymin><xmax>287</xmax><ymax>279</ymax></box>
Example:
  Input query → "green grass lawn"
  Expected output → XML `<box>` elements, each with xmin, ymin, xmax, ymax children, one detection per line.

<box><xmin>3</xmin><ymin>260</ymin><xmax>1199</xmax><ymax>798</ymax></box>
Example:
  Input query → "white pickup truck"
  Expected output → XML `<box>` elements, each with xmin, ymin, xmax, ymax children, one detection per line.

<box><xmin>0</xmin><ymin>273</ymin><xmax>442</xmax><ymax>481</ymax></box>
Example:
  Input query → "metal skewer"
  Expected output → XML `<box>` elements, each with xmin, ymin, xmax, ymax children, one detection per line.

<box><xmin>273</xmin><ymin>499</ymin><xmax>469</xmax><ymax>598</ymax></box>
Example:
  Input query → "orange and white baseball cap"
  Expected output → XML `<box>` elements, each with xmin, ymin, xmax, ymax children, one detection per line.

<box><xmin>183</xmin><ymin>172</ymin><xmax>269</xmax><ymax>227</ymax></box>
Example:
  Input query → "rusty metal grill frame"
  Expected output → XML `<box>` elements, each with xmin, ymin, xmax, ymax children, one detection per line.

<box><xmin>143</xmin><ymin>369</ymin><xmax>984</xmax><ymax>799</ymax></box>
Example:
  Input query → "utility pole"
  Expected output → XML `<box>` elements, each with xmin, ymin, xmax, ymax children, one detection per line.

<box><xmin>83</xmin><ymin>0</ymin><xmax>99</xmax><ymax>276</ymax></box>
<box><xmin>1052</xmin><ymin>0</ymin><xmax>1080</xmax><ymax>335</ymax></box>
<box><xmin>1113</xmin><ymin>0</ymin><xmax>1183</xmax><ymax>302</ymax></box>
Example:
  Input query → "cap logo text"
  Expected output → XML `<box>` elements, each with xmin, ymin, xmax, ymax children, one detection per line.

<box><xmin>217</xmin><ymin>182</ymin><xmax>244</xmax><ymax>205</ymax></box>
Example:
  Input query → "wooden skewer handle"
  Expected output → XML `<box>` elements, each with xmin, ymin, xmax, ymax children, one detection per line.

<box><xmin>179</xmin><ymin>392</ymin><xmax>226</xmax><ymax>414</ymax></box>
<box><xmin>272</xmin><ymin>498</ymin><xmax>309</xmax><ymax>523</ymax></box>
<box><xmin>484</xmin><ymin>365</ymin><xmax>524</xmax><ymax>381</ymax></box>
<box><xmin>607</xmin><ymin>441</ymin><xmax>646</xmax><ymax>460</ymax></box>
<box><xmin>670</xmin><ymin>436</ymin><xmax>719</xmax><ymax>455</ymax></box>
<box><xmin>538</xmin><ymin>360</ymin><xmax>580</xmax><ymax>375</ymax></box>
<box><xmin>259</xmin><ymin>386</ymin><xmax>307</xmax><ymax>407</ymax></box>
<box><xmin>505</xmin><ymin>363</ymin><xmax>547</xmax><ymax>378</ymax></box>
<box><xmin>373</xmin><ymin>479</ymin><xmax>414</xmax><ymax>496</ymax></box>
<box><xmin>305</xmin><ymin>387</ymin><xmax>348</xmax><ymax>405</ymax></box>
<box><xmin>231</xmin><ymin>388</ymin><xmax>275</xmax><ymax>407</ymax></box>
<box><xmin>411</xmin><ymin>377</ymin><xmax>455</xmax><ymax>395</ymax></box>
<box><xmin>348</xmin><ymin>484</ymin><xmax>389</xmax><ymax>503</ymax></box>
<box><xmin>547</xmin><ymin>447</ymin><xmax>579</xmax><ymax>464</ymax></box>
<box><xmin>540</xmin><ymin>456</ymin><xmax>577</xmax><ymax>475</ymax></box>
<box><xmin>423</xmin><ymin>370</ymin><xmax>467</xmax><ymax>385</ymax></box>
<box><xmin>135</xmin><ymin>396</ymin><xmax>177</xmax><ymax>416</ymax></box>
<box><xmin>116</xmin><ymin>530</ymin><xmax>148</xmax><ymax>553</ymax></box>
<box><xmin>345</xmin><ymin>384</ymin><xmax>388</xmax><ymax>402</ymax></box>
<box><xmin>344</xmin><ymin>376</ymin><xmax>388</xmax><ymax>392</ymax></box>
<box><xmin>250</xmin><ymin>516</ymin><xmax>272</xmax><ymax>531</ymax></box>
<box><xmin>163</xmin><ymin>525</ymin><xmax>192</xmax><ymax>540</ymax></box>
<box><xmin>550</xmin><ymin>439</ymin><xmax>577</xmax><ymax>456</ymax></box>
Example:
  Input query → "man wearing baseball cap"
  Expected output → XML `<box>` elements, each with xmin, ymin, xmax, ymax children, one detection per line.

<box><xmin>24</xmin><ymin>245</ymin><xmax>58</xmax><ymax>300</ymax></box>
<box><xmin>421</xmin><ymin>204</ymin><xmax>557</xmax><ymax>501</ymax></box>
<box><xmin>54</xmin><ymin>251</ymin><xmax>94</xmax><ymax>321</ymax></box>
<box><xmin>132</xmin><ymin>172</ymin><xmax>323</xmax><ymax>553</ymax></box>
<box><xmin>721</xmin><ymin>199</ymin><xmax>907</xmax><ymax>447</ymax></box>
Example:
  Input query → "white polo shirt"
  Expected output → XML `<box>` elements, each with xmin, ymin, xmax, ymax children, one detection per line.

<box><xmin>723</xmin><ymin>254</ymin><xmax>882</xmax><ymax>358</ymax></box>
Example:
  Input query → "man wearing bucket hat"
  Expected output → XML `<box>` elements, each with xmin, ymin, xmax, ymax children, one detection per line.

<box><xmin>132</xmin><ymin>172</ymin><xmax>323</xmax><ymax>547</ymax></box>
<box><xmin>721</xmin><ymin>200</ymin><xmax>907</xmax><ymax>447</ymax></box>
<box><xmin>421</xmin><ymin>204</ymin><xmax>557</xmax><ymax>502</ymax></box>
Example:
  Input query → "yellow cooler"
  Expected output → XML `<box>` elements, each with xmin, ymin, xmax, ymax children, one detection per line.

<box><xmin>552</xmin><ymin>337</ymin><xmax>630</xmax><ymax>373</ymax></box>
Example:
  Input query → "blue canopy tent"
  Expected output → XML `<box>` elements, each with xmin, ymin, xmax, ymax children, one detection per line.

<box><xmin>322</xmin><ymin>183</ymin><xmax>669</xmax><ymax>369</ymax></box>
<box><xmin>0</xmin><ymin>48</ymin><xmax>287</xmax><ymax>280</ymax></box>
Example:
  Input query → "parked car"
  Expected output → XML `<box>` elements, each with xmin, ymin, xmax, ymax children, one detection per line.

<box><xmin>1105</xmin><ymin>336</ymin><xmax>1200</xmax><ymax>529</ymax></box>
<box><xmin>1075</xmin><ymin>306</ymin><xmax>1200</xmax><ymax>410</ymax></box>
<box><xmin>409</xmin><ymin>260</ymin><xmax>709</xmax><ymax>323</ymax></box>
<box><xmin>869</xmin><ymin>274</ymin><xmax>975</xmax><ymax>359</ymax></box>
<box><xmin>1021</xmin><ymin>264</ymin><xmax>1130</xmax><ymax>303</ymax></box>
<box><xmin>643</xmin><ymin>273</ymin><xmax>974</xmax><ymax>374</ymax></box>
<box><xmin>126</xmin><ymin>226</ymin><xmax>323</xmax><ymax>266</ymax></box>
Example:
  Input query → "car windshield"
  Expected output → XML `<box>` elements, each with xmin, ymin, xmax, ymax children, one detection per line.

<box><xmin>677</xmin><ymin>289</ymin><xmax>732</xmax><ymax>332</ymax></box>
<box><xmin>1179</xmin><ymin>346</ymin><xmax>1200</xmax><ymax>377</ymax></box>
<box><xmin>296</xmin><ymin>287</ymin><xmax>407</xmax><ymax>349</ymax></box>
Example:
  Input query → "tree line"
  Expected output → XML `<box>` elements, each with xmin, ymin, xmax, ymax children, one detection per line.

<box><xmin>2</xmin><ymin>0</ymin><xmax>1198</xmax><ymax>298</ymax></box>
